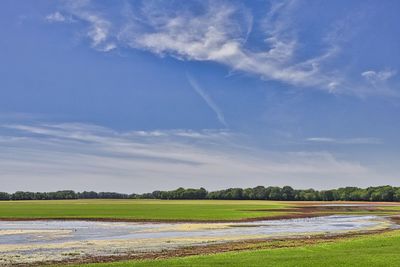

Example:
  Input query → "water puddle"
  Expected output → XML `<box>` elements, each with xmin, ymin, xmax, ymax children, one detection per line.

<box><xmin>0</xmin><ymin>215</ymin><xmax>397</xmax><ymax>265</ymax></box>
<box><xmin>313</xmin><ymin>203</ymin><xmax>391</xmax><ymax>207</ymax></box>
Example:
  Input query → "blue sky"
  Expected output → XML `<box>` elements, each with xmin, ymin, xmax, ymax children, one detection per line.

<box><xmin>0</xmin><ymin>0</ymin><xmax>399</xmax><ymax>192</ymax></box>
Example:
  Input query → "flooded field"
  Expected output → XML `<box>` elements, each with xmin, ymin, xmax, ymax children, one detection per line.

<box><xmin>313</xmin><ymin>203</ymin><xmax>400</xmax><ymax>207</ymax></box>
<box><xmin>0</xmin><ymin>215</ymin><xmax>398</xmax><ymax>265</ymax></box>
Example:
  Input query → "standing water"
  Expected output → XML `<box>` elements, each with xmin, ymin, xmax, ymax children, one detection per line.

<box><xmin>0</xmin><ymin>215</ymin><xmax>397</xmax><ymax>265</ymax></box>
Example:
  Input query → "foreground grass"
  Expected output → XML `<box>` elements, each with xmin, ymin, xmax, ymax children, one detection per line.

<box><xmin>68</xmin><ymin>230</ymin><xmax>400</xmax><ymax>267</ymax></box>
<box><xmin>0</xmin><ymin>199</ymin><xmax>293</xmax><ymax>221</ymax></box>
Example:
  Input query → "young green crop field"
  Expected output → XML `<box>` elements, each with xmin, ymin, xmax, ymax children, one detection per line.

<box><xmin>64</xmin><ymin>230</ymin><xmax>400</xmax><ymax>267</ymax></box>
<box><xmin>0</xmin><ymin>199</ymin><xmax>399</xmax><ymax>221</ymax></box>
<box><xmin>0</xmin><ymin>199</ymin><xmax>294</xmax><ymax>221</ymax></box>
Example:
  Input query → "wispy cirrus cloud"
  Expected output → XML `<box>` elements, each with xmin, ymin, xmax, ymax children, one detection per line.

<box><xmin>46</xmin><ymin>2</ymin><xmax>116</xmax><ymax>52</ymax></box>
<box><xmin>45</xmin><ymin>0</ymin><xmax>399</xmax><ymax>96</ymax></box>
<box><xmin>361</xmin><ymin>69</ymin><xmax>397</xmax><ymax>91</ymax></box>
<box><xmin>0</xmin><ymin>122</ymin><xmax>377</xmax><ymax>192</ymax></box>
<box><xmin>307</xmin><ymin>137</ymin><xmax>382</xmax><ymax>145</ymax></box>
<box><xmin>115</xmin><ymin>0</ymin><xmax>338</xmax><ymax>91</ymax></box>
<box><xmin>362</xmin><ymin>69</ymin><xmax>397</xmax><ymax>82</ymax></box>
<box><xmin>45</xmin><ymin>11</ymin><xmax>68</xmax><ymax>23</ymax></box>
<box><xmin>41</xmin><ymin>1</ymin><xmax>342</xmax><ymax>94</ymax></box>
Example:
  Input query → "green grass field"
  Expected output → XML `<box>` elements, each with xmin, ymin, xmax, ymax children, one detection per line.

<box><xmin>1</xmin><ymin>199</ymin><xmax>399</xmax><ymax>221</ymax></box>
<box><xmin>65</xmin><ymin>230</ymin><xmax>400</xmax><ymax>267</ymax></box>
<box><xmin>0</xmin><ymin>199</ymin><xmax>294</xmax><ymax>221</ymax></box>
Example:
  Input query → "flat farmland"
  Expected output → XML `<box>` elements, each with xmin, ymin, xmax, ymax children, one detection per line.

<box><xmin>0</xmin><ymin>199</ymin><xmax>294</xmax><ymax>221</ymax></box>
<box><xmin>1</xmin><ymin>199</ymin><xmax>399</xmax><ymax>221</ymax></box>
<box><xmin>1</xmin><ymin>199</ymin><xmax>400</xmax><ymax>267</ymax></box>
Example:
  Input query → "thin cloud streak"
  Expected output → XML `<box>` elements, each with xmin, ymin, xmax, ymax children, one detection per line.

<box><xmin>187</xmin><ymin>74</ymin><xmax>228</xmax><ymax>127</ymax></box>
<box><xmin>307</xmin><ymin>137</ymin><xmax>382</xmax><ymax>145</ymax></box>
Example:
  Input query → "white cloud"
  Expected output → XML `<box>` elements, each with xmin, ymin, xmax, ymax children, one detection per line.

<box><xmin>54</xmin><ymin>1</ymin><xmax>116</xmax><ymax>52</ymax></box>
<box><xmin>357</xmin><ymin>69</ymin><xmax>398</xmax><ymax>96</ymax></box>
<box><xmin>0</xmin><ymin>122</ymin><xmax>380</xmax><ymax>192</ymax></box>
<box><xmin>117</xmin><ymin>0</ymin><xmax>337</xmax><ymax>90</ymax></box>
<box><xmin>307</xmin><ymin>137</ymin><xmax>382</xmax><ymax>145</ymax></box>
<box><xmin>82</xmin><ymin>14</ymin><xmax>115</xmax><ymax>51</ymax></box>
<box><xmin>45</xmin><ymin>12</ymin><xmax>66</xmax><ymax>23</ymax></box>
<box><xmin>49</xmin><ymin>0</ymin><xmax>343</xmax><ymax>92</ymax></box>
<box><xmin>87</xmin><ymin>16</ymin><xmax>108</xmax><ymax>45</ymax></box>
<box><xmin>47</xmin><ymin>0</ymin><xmax>398</xmax><ymax>96</ymax></box>
<box><xmin>45</xmin><ymin>11</ymin><xmax>76</xmax><ymax>24</ymax></box>
<box><xmin>361</xmin><ymin>69</ymin><xmax>397</xmax><ymax>82</ymax></box>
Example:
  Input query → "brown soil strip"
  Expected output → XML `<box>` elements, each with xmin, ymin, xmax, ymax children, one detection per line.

<box><xmin>290</xmin><ymin>201</ymin><xmax>400</xmax><ymax>206</ymax></box>
<box><xmin>390</xmin><ymin>216</ymin><xmax>400</xmax><ymax>224</ymax></box>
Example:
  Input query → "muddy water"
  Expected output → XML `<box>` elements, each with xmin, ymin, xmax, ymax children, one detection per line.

<box><xmin>0</xmin><ymin>215</ymin><xmax>397</xmax><ymax>265</ymax></box>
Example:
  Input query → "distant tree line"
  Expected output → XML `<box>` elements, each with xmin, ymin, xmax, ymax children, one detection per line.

<box><xmin>0</xmin><ymin>190</ymin><xmax>130</xmax><ymax>201</ymax></box>
<box><xmin>1</xmin><ymin>186</ymin><xmax>400</xmax><ymax>202</ymax></box>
